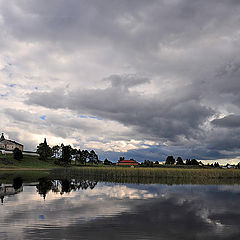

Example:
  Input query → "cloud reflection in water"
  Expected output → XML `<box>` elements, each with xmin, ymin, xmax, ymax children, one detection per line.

<box><xmin>1</xmin><ymin>183</ymin><xmax>240</xmax><ymax>239</ymax></box>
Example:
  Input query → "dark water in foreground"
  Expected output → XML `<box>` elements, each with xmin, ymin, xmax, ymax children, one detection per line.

<box><xmin>1</xmin><ymin>179</ymin><xmax>240</xmax><ymax>239</ymax></box>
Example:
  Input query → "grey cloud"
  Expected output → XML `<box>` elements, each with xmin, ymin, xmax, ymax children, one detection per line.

<box><xmin>106</xmin><ymin>74</ymin><xmax>150</xmax><ymax>89</ymax></box>
<box><xmin>211</xmin><ymin>115</ymin><xmax>240</xmax><ymax>128</ymax></box>
<box><xmin>4</xmin><ymin>108</ymin><xmax>99</xmax><ymax>139</ymax></box>
<box><xmin>4</xmin><ymin>108</ymin><xmax>33</xmax><ymax>124</ymax></box>
<box><xmin>1</xmin><ymin>0</ymin><xmax>240</xmax><ymax>53</ymax></box>
<box><xmin>26</xmin><ymin>75</ymin><xmax>214</xmax><ymax>143</ymax></box>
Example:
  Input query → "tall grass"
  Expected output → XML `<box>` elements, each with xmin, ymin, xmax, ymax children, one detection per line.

<box><xmin>51</xmin><ymin>167</ymin><xmax>240</xmax><ymax>185</ymax></box>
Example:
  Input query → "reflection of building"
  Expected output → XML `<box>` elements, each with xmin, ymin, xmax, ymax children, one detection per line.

<box><xmin>0</xmin><ymin>133</ymin><xmax>24</xmax><ymax>151</ymax></box>
<box><xmin>0</xmin><ymin>184</ymin><xmax>23</xmax><ymax>203</ymax></box>
<box><xmin>117</xmin><ymin>159</ymin><xmax>139</xmax><ymax>166</ymax></box>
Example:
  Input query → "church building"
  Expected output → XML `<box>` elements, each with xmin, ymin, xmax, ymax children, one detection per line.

<box><xmin>0</xmin><ymin>133</ymin><xmax>24</xmax><ymax>151</ymax></box>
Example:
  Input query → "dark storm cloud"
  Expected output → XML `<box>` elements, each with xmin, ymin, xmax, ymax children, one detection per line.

<box><xmin>211</xmin><ymin>115</ymin><xmax>240</xmax><ymax>128</ymax></box>
<box><xmin>1</xmin><ymin>0</ymin><xmax>240</xmax><ymax>55</ymax></box>
<box><xmin>26</xmin><ymin>74</ymin><xmax>214</xmax><ymax>142</ymax></box>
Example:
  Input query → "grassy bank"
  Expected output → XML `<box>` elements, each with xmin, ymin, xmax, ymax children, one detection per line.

<box><xmin>0</xmin><ymin>154</ymin><xmax>58</xmax><ymax>169</ymax></box>
<box><xmin>2</xmin><ymin>154</ymin><xmax>240</xmax><ymax>185</ymax></box>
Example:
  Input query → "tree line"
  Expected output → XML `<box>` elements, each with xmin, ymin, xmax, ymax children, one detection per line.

<box><xmin>140</xmin><ymin>156</ymin><xmax>222</xmax><ymax>168</ymax></box>
<box><xmin>9</xmin><ymin>140</ymin><xmax>237</xmax><ymax>169</ymax></box>
<box><xmin>36</xmin><ymin>138</ymin><xmax>100</xmax><ymax>166</ymax></box>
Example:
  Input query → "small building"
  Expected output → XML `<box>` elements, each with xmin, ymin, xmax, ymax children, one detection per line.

<box><xmin>116</xmin><ymin>159</ymin><xmax>139</xmax><ymax>166</ymax></box>
<box><xmin>0</xmin><ymin>133</ymin><xmax>24</xmax><ymax>151</ymax></box>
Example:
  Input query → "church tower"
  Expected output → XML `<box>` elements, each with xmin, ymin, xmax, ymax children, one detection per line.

<box><xmin>0</xmin><ymin>133</ymin><xmax>5</xmax><ymax>141</ymax></box>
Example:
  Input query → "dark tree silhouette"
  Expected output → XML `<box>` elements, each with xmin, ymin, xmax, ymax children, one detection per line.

<box><xmin>13</xmin><ymin>147</ymin><xmax>23</xmax><ymax>161</ymax></box>
<box><xmin>186</xmin><ymin>159</ymin><xmax>199</xmax><ymax>165</ymax></box>
<box><xmin>165</xmin><ymin>156</ymin><xmax>175</xmax><ymax>165</ymax></box>
<box><xmin>81</xmin><ymin>150</ymin><xmax>90</xmax><ymax>165</ymax></box>
<box><xmin>37</xmin><ymin>138</ymin><xmax>52</xmax><ymax>161</ymax></box>
<box><xmin>143</xmin><ymin>160</ymin><xmax>153</xmax><ymax>167</ymax></box>
<box><xmin>191</xmin><ymin>159</ymin><xmax>199</xmax><ymax>165</ymax></box>
<box><xmin>214</xmin><ymin>162</ymin><xmax>220</xmax><ymax>168</ymax></box>
<box><xmin>37</xmin><ymin>178</ymin><xmax>53</xmax><ymax>200</ymax></box>
<box><xmin>104</xmin><ymin>158</ymin><xmax>113</xmax><ymax>165</ymax></box>
<box><xmin>61</xmin><ymin>145</ymin><xmax>72</xmax><ymax>165</ymax></box>
<box><xmin>176</xmin><ymin>157</ymin><xmax>184</xmax><ymax>165</ymax></box>
<box><xmin>52</xmin><ymin>145</ymin><xmax>60</xmax><ymax>158</ymax></box>
<box><xmin>61</xmin><ymin>179</ymin><xmax>72</xmax><ymax>193</ymax></box>
<box><xmin>89</xmin><ymin>150</ymin><xmax>99</xmax><ymax>164</ymax></box>
<box><xmin>13</xmin><ymin>177</ymin><xmax>23</xmax><ymax>190</ymax></box>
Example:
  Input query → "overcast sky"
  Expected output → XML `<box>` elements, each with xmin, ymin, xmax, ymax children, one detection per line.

<box><xmin>1</xmin><ymin>0</ymin><xmax>240</xmax><ymax>163</ymax></box>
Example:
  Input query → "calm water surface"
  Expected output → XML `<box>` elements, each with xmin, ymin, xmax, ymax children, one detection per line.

<box><xmin>1</xmin><ymin>179</ymin><xmax>240</xmax><ymax>239</ymax></box>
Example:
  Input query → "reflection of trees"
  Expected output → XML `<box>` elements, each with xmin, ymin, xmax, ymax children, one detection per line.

<box><xmin>37</xmin><ymin>178</ymin><xmax>53</xmax><ymax>200</ymax></box>
<box><xmin>13</xmin><ymin>177</ymin><xmax>23</xmax><ymax>190</ymax></box>
<box><xmin>37</xmin><ymin>178</ymin><xmax>98</xmax><ymax>198</ymax></box>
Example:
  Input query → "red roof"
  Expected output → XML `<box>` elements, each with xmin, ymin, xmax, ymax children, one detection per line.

<box><xmin>119</xmin><ymin>160</ymin><xmax>136</xmax><ymax>162</ymax></box>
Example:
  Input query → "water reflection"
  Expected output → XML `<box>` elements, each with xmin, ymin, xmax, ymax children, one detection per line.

<box><xmin>37</xmin><ymin>178</ymin><xmax>98</xmax><ymax>199</ymax></box>
<box><xmin>0</xmin><ymin>177</ymin><xmax>23</xmax><ymax>204</ymax></box>
<box><xmin>1</xmin><ymin>180</ymin><xmax>240</xmax><ymax>239</ymax></box>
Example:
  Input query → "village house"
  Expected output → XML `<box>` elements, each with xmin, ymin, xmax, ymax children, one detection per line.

<box><xmin>116</xmin><ymin>158</ymin><xmax>139</xmax><ymax>166</ymax></box>
<box><xmin>0</xmin><ymin>133</ymin><xmax>24</xmax><ymax>152</ymax></box>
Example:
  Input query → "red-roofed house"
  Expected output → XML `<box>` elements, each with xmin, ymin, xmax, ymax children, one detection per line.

<box><xmin>116</xmin><ymin>159</ymin><xmax>139</xmax><ymax>166</ymax></box>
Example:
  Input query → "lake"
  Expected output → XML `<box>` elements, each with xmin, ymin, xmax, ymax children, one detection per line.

<box><xmin>1</xmin><ymin>175</ymin><xmax>240</xmax><ymax>239</ymax></box>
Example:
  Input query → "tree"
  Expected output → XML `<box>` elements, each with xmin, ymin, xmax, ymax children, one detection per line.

<box><xmin>165</xmin><ymin>156</ymin><xmax>175</xmax><ymax>165</ymax></box>
<box><xmin>185</xmin><ymin>159</ymin><xmax>199</xmax><ymax>165</ymax></box>
<box><xmin>199</xmin><ymin>161</ymin><xmax>204</xmax><ymax>166</ymax></box>
<box><xmin>155</xmin><ymin>161</ymin><xmax>159</xmax><ymax>165</ymax></box>
<box><xmin>104</xmin><ymin>158</ymin><xmax>112</xmax><ymax>165</ymax></box>
<box><xmin>191</xmin><ymin>159</ymin><xmax>199</xmax><ymax>165</ymax></box>
<box><xmin>237</xmin><ymin>162</ymin><xmax>240</xmax><ymax>169</ymax></box>
<box><xmin>186</xmin><ymin>159</ymin><xmax>191</xmax><ymax>165</ymax></box>
<box><xmin>81</xmin><ymin>150</ymin><xmax>89</xmax><ymax>165</ymax></box>
<box><xmin>214</xmin><ymin>162</ymin><xmax>220</xmax><ymax>168</ymax></box>
<box><xmin>13</xmin><ymin>147</ymin><xmax>23</xmax><ymax>161</ymax></box>
<box><xmin>76</xmin><ymin>149</ymin><xmax>85</xmax><ymax>165</ymax></box>
<box><xmin>143</xmin><ymin>160</ymin><xmax>153</xmax><ymax>167</ymax></box>
<box><xmin>52</xmin><ymin>145</ymin><xmax>60</xmax><ymax>158</ymax></box>
<box><xmin>70</xmin><ymin>148</ymin><xmax>78</xmax><ymax>165</ymax></box>
<box><xmin>61</xmin><ymin>145</ymin><xmax>72</xmax><ymax>165</ymax></box>
<box><xmin>37</xmin><ymin>138</ymin><xmax>52</xmax><ymax>161</ymax></box>
<box><xmin>176</xmin><ymin>157</ymin><xmax>184</xmax><ymax>165</ymax></box>
<box><xmin>89</xmin><ymin>150</ymin><xmax>99</xmax><ymax>164</ymax></box>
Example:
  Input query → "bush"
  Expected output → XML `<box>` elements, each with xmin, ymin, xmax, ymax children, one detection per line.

<box><xmin>13</xmin><ymin>148</ymin><xmax>23</xmax><ymax>161</ymax></box>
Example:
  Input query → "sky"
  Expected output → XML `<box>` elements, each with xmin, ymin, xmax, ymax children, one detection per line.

<box><xmin>1</xmin><ymin>0</ymin><xmax>240</xmax><ymax>163</ymax></box>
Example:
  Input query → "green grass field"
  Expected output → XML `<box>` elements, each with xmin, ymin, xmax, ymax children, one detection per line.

<box><xmin>0</xmin><ymin>153</ymin><xmax>57</xmax><ymax>169</ymax></box>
